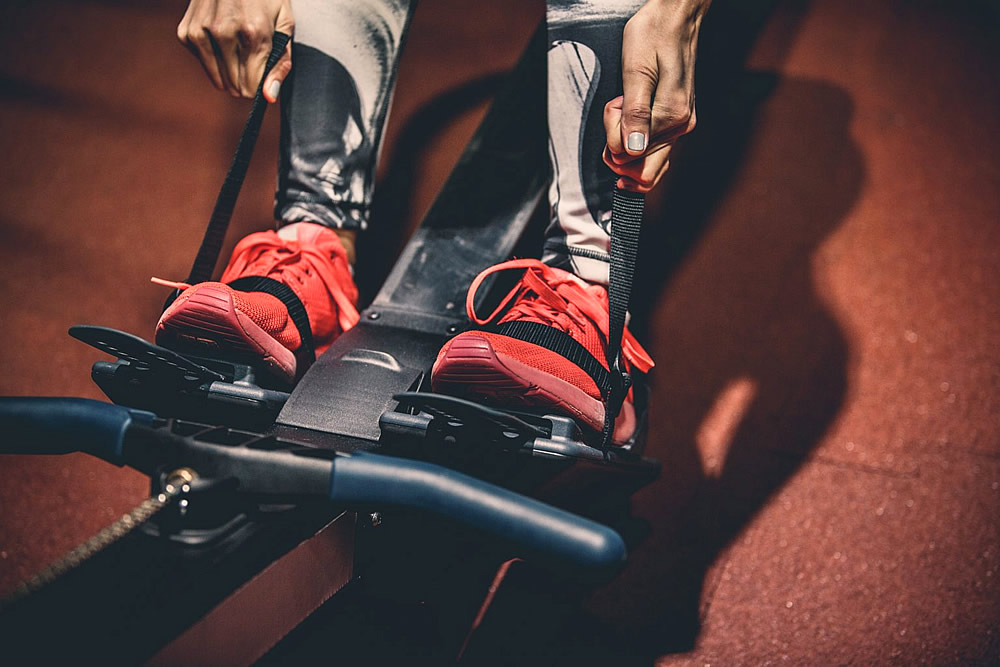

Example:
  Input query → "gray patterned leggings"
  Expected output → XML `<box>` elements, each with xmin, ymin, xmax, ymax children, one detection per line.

<box><xmin>276</xmin><ymin>0</ymin><xmax>643</xmax><ymax>285</ymax></box>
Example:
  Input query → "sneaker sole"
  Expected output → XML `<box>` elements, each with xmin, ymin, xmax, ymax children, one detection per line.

<box><xmin>156</xmin><ymin>284</ymin><xmax>297</xmax><ymax>383</ymax></box>
<box><xmin>431</xmin><ymin>334</ymin><xmax>636</xmax><ymax>445</ymax></box>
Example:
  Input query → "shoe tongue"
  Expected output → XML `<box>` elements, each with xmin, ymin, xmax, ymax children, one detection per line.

<box><xmin>545</xmin><ymin>265</ymin><xmax>594</xmax><ymax>290</ymax></box>
<box><xmin>279</xmin><ymin>222</ymin><xmax>341</xmax><ymax>250</ymax></box>
<box><xmin>277</xmin><ymin>223</ymin><xmax>305</xmax><ymax>242</ymax></box>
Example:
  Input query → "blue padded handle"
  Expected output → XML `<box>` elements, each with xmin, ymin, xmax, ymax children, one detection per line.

<box><xmin>329</xmin><ymin>452</ymin><xmax>626</xmax><ymax>571</ymax></box>
<box><xmin>0</xmin><ymin>397</ymin><xmax>154</xmax><ymax>464</ymax></box>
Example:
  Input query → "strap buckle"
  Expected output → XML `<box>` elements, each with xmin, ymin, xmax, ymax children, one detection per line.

<box><xmin>600</xmin><ymin>353</ymin><xmax>632</xmax><ymax>449</ymax></box>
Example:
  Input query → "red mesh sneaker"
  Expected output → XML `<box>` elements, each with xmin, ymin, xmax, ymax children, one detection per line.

<box><xmin>154</xmin><ymin>222</ymin><xmax>359</xmax><ymax>383</ymax></box>
<box><xmin>431</xmin><ymin>259</ymin><xmax>654</xmax><ymax>444</ymax></box>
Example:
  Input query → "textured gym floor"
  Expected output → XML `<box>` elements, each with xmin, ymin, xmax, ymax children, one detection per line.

<box><xmin>0</xmin><ymin>0</ymin><xmax>997</xmax><ymax>664</ymax></box>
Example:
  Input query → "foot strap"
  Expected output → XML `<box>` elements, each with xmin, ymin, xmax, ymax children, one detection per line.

<box><xmin>491</xmin><ymin>320</ymin><xmax>612</xmax><ymax>394</ymax></box>
<box><xmin>163</xmin><ymin>31</ymin><xmax>291</xmax><ymax>312</ymax></box>
<box><xmin>601</xmin><ymin>187</ymin><xmax>644</xmax><ymax>447</ymax></box>
<box><xmin>227</xmin><ymin>276</ymin><xmax>316</xmax><ymax>364</ymax></box>
<box><xmin>187</xmin><ymin>32</ymin><xmax>291</xmax><ymax>285</ymax></box>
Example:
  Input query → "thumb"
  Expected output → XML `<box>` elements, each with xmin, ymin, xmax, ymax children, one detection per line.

<box><xmin>264</xmin><ymin>7</ymin><xmax>294</xmax><ymax>103</ymax></box>
<box><xmin>620</xmin><ymin>56</ymin><xmax>657</xmax><ymax>156</ymax></box>
<box><xmin>263</xmin><ymin>44</ymin><xmax>292</xmax><ymax>103</ymax></box>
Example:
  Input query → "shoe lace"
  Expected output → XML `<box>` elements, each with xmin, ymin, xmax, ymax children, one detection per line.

<box><xmin>152</xmin><ymin>232</ymin><xmax>360</xmax><ymax>333</ymax></box>
<box><xmin>466</xmin><ymin>258</ymin><xmax>653</xmax><ymax>373</ymax></box>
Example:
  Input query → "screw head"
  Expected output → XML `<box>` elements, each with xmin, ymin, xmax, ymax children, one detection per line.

<box><xmin>166</xmin><ymin>468</ymin><xmax>197</xmax><ymax>487</ymax></box>
<box><xmin>368</xmin><ymin>311</ymin><xmax>381</xmax><ymax>320</ymax></box>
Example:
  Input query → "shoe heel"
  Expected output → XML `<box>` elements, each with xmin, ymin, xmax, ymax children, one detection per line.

<box><xmin>433</xmin><ymin>336</ymin><xmax>527</xmax><ymax>396</ymax></box>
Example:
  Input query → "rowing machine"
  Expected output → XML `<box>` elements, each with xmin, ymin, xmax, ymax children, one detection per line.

<box><xmin>0</xmin><ymin>26</ymin><xmax>656</xmax><ymax>663</ymax></box>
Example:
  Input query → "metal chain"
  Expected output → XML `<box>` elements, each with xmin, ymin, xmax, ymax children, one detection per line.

<box><xmin>1</xmin><ymin>469</ymin><xmax>195</xmax><ymax>609</ymax></box>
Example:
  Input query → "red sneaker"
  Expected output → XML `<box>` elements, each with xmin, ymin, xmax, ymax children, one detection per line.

<box><xmin>154</xmin><ymin>222</ymin><xmax>359</xmax><ymax>383</ymax></box>
<box><xmin>431</xmin><ymin>259</ymin><xmax>653</xmax><ymax>444</ymax></box>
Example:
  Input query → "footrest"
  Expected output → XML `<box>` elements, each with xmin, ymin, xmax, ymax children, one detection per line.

<box><xmin>383</xmin><ymin>392</ymin><xmax>608</xmax><ymax>462</ymax></box>
<box><xmin>388</xmin><ymin>392</ymin><xmax>548</xmax><ymax>451</ymax></box>
<box><xmin>71</xmin><ymin>325</ymin><xmax>225</xmax><ymax>383</ymax></box>
<box><xmin>70</xmin><ymin>325</ymin><xmax>288</xmax><ymax>427</ymax></box>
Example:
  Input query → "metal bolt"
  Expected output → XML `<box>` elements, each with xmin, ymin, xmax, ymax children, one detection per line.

<box><xmin>446</xmin><ymin>325</ymin><xmax>459</xmax><ymax>334</ymax></box>
<box><xmin>369</xmin><ymin>512</ymin><xmax>383</xmax><ymax>527</ymax></box>
<box><xmin>368</xmin><ymin>311</ymin><xmax>381</xmax><ymax>320</ymax></box>
<box><xmin>165</xmin><ymin>468</ymin><xmax>197</xmax><ymax>504</ymax></box>
<box><xmin>167</xmin><ymin>468</ymin><xmax>197</xmax><ymax>487</ymax></box>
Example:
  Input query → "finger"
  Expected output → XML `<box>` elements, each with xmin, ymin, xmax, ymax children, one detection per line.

<box><xmin>237</xmin><ymin>19</ymin><xmax>271</xmax><ymax>96</ymax></box>
<box><xmin>263</xmin><ymin>44</ymin><xmax>292</xmax><ymax>103</ymax></box>
<box><xmin>220</xmin><ymin>39</ymin><xmax>243</xmax><ymax>98</ymax></box>
<box><xmin>604</xmin><ymin>145</ymin><xmax>655</xmax><ymax>177</ymax></box>
<box><xmin>608</xmin><ymin>145</ymin><xmax>672</xmax><ymax>193</ymax></box>
<box><xmin>616</xmin><ymin>161</ymin><xmax>668</xmax><ymax>194</ymax></box>
<box><xmin>274</xmin><ymin>2</ymin><xmax>295</xmax><ymax>42</ymax></box>
<box><xmin>605</xmin><ymin>143</ymin><xmax>671</xmax><ymax>180</ymax></box>
<box><xmin>604</xmin><ymin>96</ymin><xmax>644</xmax><ymax>166</ymax></box>
<box><xmin>603</xmin><ymin>96</ymin><xmax>625</xmax><ymax>155</ymax></box>
<box><xmin>621</xmin><ymin>24</ymin><xmax>657</xmax><ymax>156</ymax></box>
<box><xmin>649</xmin><ymin>84</ymin><xmax>696</xmax><ymax>149</ymax></box>
<box><xmin>603</xmin><ymin>95</ymin><xmax>651</xmax><ymax>167</ymax></box>
<box><xmin>204</xmin><ymin>20</ymin><xmax>241</xmax><ymax>97</ymax></box>
<box><xmin>603</xmin><ymin>145</ymin><xmax>640</xmax><ymax>171</ymax></box>
<box><xmin>617</xmin><ymin>175</ymin><xmax>652</xmax><ymax>194</ymax></box>
<box><xmin>184</xmin><ymin>26</ymin><xmax>225</xmax><ymax>91</ymax></box>
<box><xmin>263</xmin><ymin>5</ymin><xmax>295</xmax><ymax>103</ymax></box>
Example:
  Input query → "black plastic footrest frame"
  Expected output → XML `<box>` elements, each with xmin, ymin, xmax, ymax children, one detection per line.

<box><xmin>71</xmin><ymin>325</ymin><xmax>289</xmax><ymax>427</ymax></box>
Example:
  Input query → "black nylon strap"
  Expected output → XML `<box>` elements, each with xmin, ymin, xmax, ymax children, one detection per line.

<box><xmin>492</xmin><ymin>320</ymin><xmax>611</xmax><ymax>393</ymax></box>
<box><xmin>485</xmin><ymin>187</ymin><xmax>644</xmax><ymax>448</ymax></box>
<box><xmin>227</xmin><ymin>276</ymin><xmax>315</xmax><ymax>363</ymax></box>
<box><xmin>600</xmin><ymin>187</ymin><xmax>644</xmax><ymax>447</ymax></box>
<box><xmin>185</xmin><ymin>32</ymin><xmax>291</xmax><ymax>286</ymax></box>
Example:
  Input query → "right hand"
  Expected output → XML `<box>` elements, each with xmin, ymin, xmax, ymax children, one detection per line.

<box><xmin>177</xmin><ymin>0</ymin><xmax>294</xmax><ymax>103</ymax></box>
<box><xmin>602</xmin><ymin>0</ymin><xmax>708</xmax><ymax>192</ymax></box>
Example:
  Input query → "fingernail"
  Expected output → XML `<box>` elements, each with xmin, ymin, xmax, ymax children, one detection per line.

<box><xmin>267</xmin><ymin>79</ymin><xmax>281</xmax><ymax>101</ymax></box>
<box><xmin>627</xmin><ymin>132</ymin><xmax>646</xmax><ymax>152</ymax></box>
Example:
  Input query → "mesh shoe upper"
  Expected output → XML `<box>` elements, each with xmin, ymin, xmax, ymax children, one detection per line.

<box><xmin>218</xmin><ymin>223</ymin><xmax>360</xmax><ymax>355</ymax></box>
<box><xmin>432</xmin><ymin>258</ymin><xmax>653</xmax><ymax>424</ymax></box>
<box><xmin>154</xmin><ymin>223</ymin><xmax>359</xmax><ymax>380</ymax></box>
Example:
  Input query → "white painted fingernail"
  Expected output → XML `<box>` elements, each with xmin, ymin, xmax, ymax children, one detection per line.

<box><xmin>267</xmin><ymin>79</ymin><xmax>281</xmax><ymax>100</ymax></box>
<box><xmin>627</xmin><ymin>132</ymin><xmax>646</xmax><ymax>152</ymax></box>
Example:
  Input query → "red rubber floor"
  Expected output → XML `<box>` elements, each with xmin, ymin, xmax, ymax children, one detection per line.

<box><xmin>0</xmin><ymin>1</ymin><xmax>997</xmax><ymax>664</ymax></box>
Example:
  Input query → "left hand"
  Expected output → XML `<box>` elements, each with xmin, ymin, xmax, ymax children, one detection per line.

<box><xmin>177</xmin><ymin>0</ymin><xmax>294</xmax><ymax>103</ymax></box>
<box><xmin>604</xmin><ymin>0</ymin><xmax>710</xmax><ymax>193</ymax></box>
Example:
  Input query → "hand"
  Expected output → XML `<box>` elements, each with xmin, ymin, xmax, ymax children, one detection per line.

<box><xmin>604</xmin><ymin>0</ymin><xmax>710</xmax><ymax>192</ymax></box>
<box><xmin>177</xmin><ymin>0</ymin><xmax>294</xmax><ymax>103</ymax></box>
